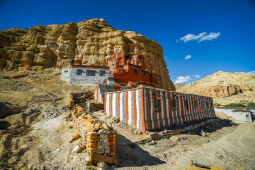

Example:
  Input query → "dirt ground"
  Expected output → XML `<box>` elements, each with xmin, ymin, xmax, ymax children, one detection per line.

<box><xmin>0</xmin><ymin>69</ymin><xmax>255</xmax><ymax>170</ymax></box>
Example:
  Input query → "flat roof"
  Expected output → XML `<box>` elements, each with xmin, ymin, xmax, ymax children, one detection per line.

<box><xmin>71</xmin><ymin>64</ymin><xmax>110</xmax><ymax>69</ymax></box>
<box><xmin>104</xmin><ymin>85</ymin><xmax>212</xmax><ymax>98</ymax></box>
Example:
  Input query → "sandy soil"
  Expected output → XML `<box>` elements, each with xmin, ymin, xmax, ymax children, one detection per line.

<box><xmin>0</xmin><ymin>69</ymin><xmax>254</xmax><ymax>170</ymax></box>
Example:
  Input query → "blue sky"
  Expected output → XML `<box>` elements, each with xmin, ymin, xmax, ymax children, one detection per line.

<box><xmin>0</xmin><ymin>0</ymin><xmax>255</xmax><ymax>83</ymax></box>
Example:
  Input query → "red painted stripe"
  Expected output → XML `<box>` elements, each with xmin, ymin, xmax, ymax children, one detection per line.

<box><xmin>200</xmin><ymin>96</ymin><xmax>204</xmax><ymax>119</ymax></box>
<box><xmin>201</xmin><ymin>96</ymin><xmax>204</xmax><ymax>119</ymax></box>
<box><xmin>141</xmin><ymin>89</ymin><xmax>146</xmax><ymax>132</ymax></box>
<box><xmin>171</xmin><ymin>92</ymin><xmax>178</xmax><ymax>125</ymax></box>
<box><xmin>158</xmin><ymin>91</ymin><xmax>164</xmax><ymax>128</ymax></box>
<box><xmin>118</xmin><ymin>92</ymin><xmax>120</xmax><ymax>121</ymax></box>
<box><xmin>153</xmin><ymin>90</ymin><xmax>159</xmax><ymax>129</ymax></box>
<box><xmin>163</xmin><ymin>91</ymin><xmax>169</xmax><ymax>128</ymax></box>
<box><xmin>134</xmin><ymin>90</ymin><xmax>137</xmax><ymax>129</ymax></box>
<box><xmin>198</xmin><ymin>95</ymin><xmax>202</xmax><ymax>120</ymax></box>
<box><xmin>104</xmin><ymin>93</ymin><xmax>107</xmax><ymax>115</ymax></box>
<box><xmin>180</xmin><ymin>94</ymin><xmax>186</xmax><ymax>123</ymax></box>
<box><xmin>147</xmin><ymin>89</ymin><xmax>152</xmax><ymax>130</ymax></box>
<box><xmin>191</xmin><ymin>95</ymin><xmax>196</xmax><ymax>121</ymax></box>
<box><xmin>195</xmin><ymin>95</ymin><xmax>199</xmax><ymax>120</ymax></box>
<box><xmin>189</xmin><ymin>94</ymin><xmax>194</xmax><ymax>121</ymax></box>
<box><xmin>96</xmin><ymin>84</ymin><xmax>99</xmax><ymax>102</ymax></box>
<box><xmin>168</xmin><ymin>92</ymin><xmax>174</xmax><ymax>127</ymax></box>
<box><xmin>204</xmin><ymin>97</ymin><xmax>207</xmax><ymax>119</ymax></box>
<box><xmin>185</xmin><ymin>94</ymin><xmax>192</xmax><ymax>122</ymax></box>
<box><xmin>110</xmin><ymin>94</ymin><xmax>113</xmax><ymax>117</ymax></box>
<box><xmin>206</xmin><ymin>97</ymin><xmax>209</xmax><ymax>118</ymax></box>
<box><xmin>126</xmin><ymin>91</ymin><xmax>129</xmax><ymax>125</ymax></box>
<box><xmin>176</xmin><ymin>94</ymin><xmax>182</xmax><ymax>124</ymax></box>
<box><xmin>85</xmin><ymin>130</ymin><xmax>87</xmax><ymax>148</ymax></box>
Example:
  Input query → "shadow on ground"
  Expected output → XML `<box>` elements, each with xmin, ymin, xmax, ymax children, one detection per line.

<box><xmin>115</xmin><ymin>133</ymin><xmax>165</xmax><ymax>168</ymax></box>
<box><xmin>181</xmin><ymin>118</ymin><xmax>238</xmax><ymax>136</ymax></box>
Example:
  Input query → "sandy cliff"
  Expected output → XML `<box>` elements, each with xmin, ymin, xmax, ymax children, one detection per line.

<box><xmin>176</xmin><ymin>71</ymin><xmax>255</xmax><ymax>104</ymax></box>
<box><xmin>0</xmin><ymin>18</ymin><xmax>175</xmax><ymax>90</ymax></box>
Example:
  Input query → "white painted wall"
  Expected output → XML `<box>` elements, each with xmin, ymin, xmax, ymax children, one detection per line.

<box><xmin>61</xmin><ymin>67</ymin><xmax>110</xmax><ymax>85</ymax></box>
<box><xmin>61</xmin><ymin>68</ymin><xmax>70</xmax><ymax>82</ymax></box>
<box><xmin>215</xmin><ymin>108</ymin><xmax>253</xmax><ymax>122</ymax></box>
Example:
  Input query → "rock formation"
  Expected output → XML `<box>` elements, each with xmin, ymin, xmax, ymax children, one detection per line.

<box><xmin>0</xmin><ymin>18</ymin><xmax>175</xmax><ymax>90</ymax></box>
<box><xmin>176</xmin><ymin>71</ymin><xmax>255</xmax><ymax>104</ymax></box>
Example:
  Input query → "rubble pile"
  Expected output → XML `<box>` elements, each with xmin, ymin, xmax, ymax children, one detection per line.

<box><xmin>65</xmin><ymin>93</ymin><xmax>117</xmax><ymax>165</ymax></box>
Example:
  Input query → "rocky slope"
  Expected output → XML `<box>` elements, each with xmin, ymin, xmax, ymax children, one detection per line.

<box><xmin>0</xmin><ymin>18</ymin><xmax>175</xmax><ymax>90</ymax></box>
<box><xmin>176</xmin><ymin>71</ymin><xmax>255</xmax><ymax>104</ymax></box>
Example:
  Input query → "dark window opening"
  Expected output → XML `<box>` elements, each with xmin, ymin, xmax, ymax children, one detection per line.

<box><xmin>71</xmin><ymin>60</ymin><xmax>74</xmax><ymax>64</ymax></box>
<box><xmin>194</xmin><ymin>101</ymin><xmax>197</xmax><ymax>108</ymax></box>
<box><xmin>125</xmin><ymin>55</ymin><xmax>131</xmax><ymax>61</ymax></box>
<box><xmin>64</xmin><ymin>70</ymin><xmax>68</xmax><ymax>73</ymax></box>
<box><xmin>76</xmin><ymin>69</ymin><xmax>82</xmax><ymax>76</ymax></box>
<box><xmin>171</xmin><ymin>99</ymin><xmax>176</xmax><ymax>111</ymax></box>
<box><xmin>87</xmin><ymin>70</ymin><xmax>95</xmax><ymax>76</ymax></box>
<box><xmin>119</xmin><ymin>69</ymin><xmax>127</xmax><ymax>73</ymax></box>
<box><xmin>100</xmin><ymin>70</ymin><xmax>106</xmax><ymax>76</ymax></box>
<box><xmin>154</xmin><ymin>98</ymin><xmax>161</xmax><ymax>113</ymax></box>
<box><xmin>185</xmin><ymin>100</ymin><xmax>189</xmax><ymax>110</ymax></box>
<box><xmin>133</xmin><ymin>68</ymin><xmax>137</xmax><ymax>74</ymax></box>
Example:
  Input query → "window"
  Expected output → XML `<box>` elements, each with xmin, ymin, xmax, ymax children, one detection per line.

<box><xmin>133</xmin><ymin>68</ymin><xmax>137</xmax><ymax>74</ymax></box>
<box><xmin>185</xmin><ymin>100</ymin><xmax>189</xmax><ymax>110</ymax></box>
<box><xmin>100</xmin><ymin>71</ymin><xmax>106</xmax><ymax>76</ymax></box>
<box><xmin>154</xmin><ymin>98</ymin><xmax>161</xmax><ymax>112</ymax></box>
<box><xmin>64</xmin><ymin>70</ymin><xmax>68</xmax><ymax>73</ymax></box>
<box><xmin>194</xmin><ymin>101</ymin><xmax>197</xmax><ymax>107</ymax></box>
<box><xmin>171</xmin><ymin>99</ymin><xmax>176</xmax><ymax>111</ymax></box>
<box><xmin>246</xmin><ymin>114</ymin><xmax>249</xmax><ymax>119</ymax></box>
<box><xmin>76</xmin><ymin>69</ymin><xmax>82</xmax><ymax>76</ymax></box>
<box><xmin>86</xmin><ymin>70</ymin><xmax>95</xmax><ymax>76</ymax></box>
<box><xmin>119</xmin><ymin>69</ymin><xmax>126</xmax><ymax>73</ymax></box>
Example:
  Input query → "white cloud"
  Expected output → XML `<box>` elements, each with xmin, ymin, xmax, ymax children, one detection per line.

<box><xmin>199</xmin><ymin>32</ymin><xmax>221</xmax><ymax>42</ymax></box>
<box><xmin>185</xmin><ymin>55</ymin><xmax>192</xmax><ymax>60</ymax></box>
<box><xmin>179</xmin><ymin>32</ymin><xmax>220</xmax><ymax>43</ymax></box>
<box><xmin>247</xmin><ymin>71</ymin><xmax>255</xmax><ymax>76</ymax></box>
<box><xmin>174</xmin><ymin>76</ymin><xmax>192</xmax><ymax>84</ymax></box>
<box><xmin>194</xmin><ymin>74</ymin><xmax>200</xmax><ymax>78</ymax></box>
<box><xmin>180</xmin><ymin>32</ymin><xmax>206</xmax><ymax>42</ymax></box>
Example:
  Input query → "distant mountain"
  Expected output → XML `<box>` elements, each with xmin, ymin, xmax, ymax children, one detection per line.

<box><xmin>174</xmin><ymin>84</ymin><xmax>187</xmax><ymax>88</ymax></box>
<box><xmin>176</xmin><ymin>71</ymin><xmax>255</xmax><ymax>105</ymax></box>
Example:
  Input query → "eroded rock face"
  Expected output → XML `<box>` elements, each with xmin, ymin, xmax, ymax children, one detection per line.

<box><xmin>0</xmin><ymin>18</ymin><xmax>175</xmax><ymax>90</ymax></box>
<box><xmin>176</xmin><ymin>71</ymin><xmax>255</xmax><ymax>104</ymax></box>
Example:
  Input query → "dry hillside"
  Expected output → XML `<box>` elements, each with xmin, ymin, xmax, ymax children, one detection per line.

<box><xmin>0</xmin><ymin>69</ymin><xmax>255</xmax><ymax>169</ymax></box>
<box><xmin>176</xmin><ymin>71</ymin><xmax>255</xmax><ymax>105</ymax></box>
